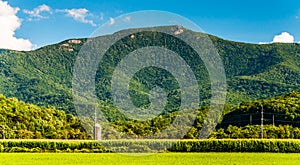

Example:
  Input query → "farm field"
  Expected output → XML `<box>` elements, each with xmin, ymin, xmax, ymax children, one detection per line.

<box><xmin>1</xmin><ymin>153</ymin><xmax>300</xmax><ymax>165</ymax></box>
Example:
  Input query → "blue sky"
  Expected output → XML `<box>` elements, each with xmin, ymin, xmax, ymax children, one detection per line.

<box><xmin>1</xmin><ymin>0</ymin><xmax>300</xmax><ymax>50</ymax></box>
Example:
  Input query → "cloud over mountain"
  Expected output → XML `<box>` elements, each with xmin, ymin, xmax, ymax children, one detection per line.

<box><xmin>272</xmin><ymin>32</ymin><xmax>294</xmax><ymax>43</ymax></box>
<box><xmin>259</xmin><ymin>32</ymin><xmax>295</xmax><ymax>44</ymax></box>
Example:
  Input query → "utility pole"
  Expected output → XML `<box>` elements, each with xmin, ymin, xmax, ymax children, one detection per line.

<box><xmin>261</xmin><ymin>104</ymin><xmax>264</xmax><ymax>139</ymax></box>
<box><xmin>94</xmin><ymin>107</ymin><xmax>97</xmax><ymax>140</ymax></box>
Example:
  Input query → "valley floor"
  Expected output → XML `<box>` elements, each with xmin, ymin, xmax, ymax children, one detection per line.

<box><xmin>1</xmin><ymin>153</ymin><xmax>300</xmax><ymax>165</ymax></box>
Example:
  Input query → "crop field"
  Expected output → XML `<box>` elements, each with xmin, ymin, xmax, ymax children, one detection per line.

<box><xmin>0</xmin><ymin>153</ymin><xmax>300</xmax><ymax>165</ymax></box>
<box><xmin>1</xmin><ymin>139</ymin><xmax>300</xmax><ymax>164</ymax></box>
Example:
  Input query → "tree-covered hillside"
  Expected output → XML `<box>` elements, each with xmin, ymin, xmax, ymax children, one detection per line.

<box><xmin>0</xmin><ymin>26</ymin><xmax>300</xmax><ymax>140</ymax></box>
<box><xmin>94</xmin><ymin>90</ymin><xmax>300</xmax><ymax>139</ymax></box>
<box><xmin>0</xmin><ymin>26</ymin><xmax>299</xmax><ymax>116</ymax></box>
<box><xmin>220</xmin><ymin>90</ymin><xmax>300</xmax><ymax>128</ymax></box>
<box><xmin>0</xmin><ymin>40</ymin><xmax>85</xmax><ymax>114</ymax></box>
<box><xmin>1</xmin><ymin>88</ymin><xmax>299</xmax><ymax>140</ymax></box>
<box><xmin>0</xmin><ymin>94</ymin><xmax>89</xmax><ymax>139</ymax></box>
<box><xmin>211</xmin><ymin>90</ymin><xmax>300</xmax><ymax>139</ymax></box>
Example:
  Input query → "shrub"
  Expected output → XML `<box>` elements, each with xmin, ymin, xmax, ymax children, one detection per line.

<box><xmin>0</xmin><ymin>139</ymin><xmax>300</xmax><ymax>153</ymax></box>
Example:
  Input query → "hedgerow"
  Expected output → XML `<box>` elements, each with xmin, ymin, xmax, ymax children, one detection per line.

<box><xmin>0</xmin><ymin>139</ymin><xmax>300</xmax><ymax>153</ymax></box>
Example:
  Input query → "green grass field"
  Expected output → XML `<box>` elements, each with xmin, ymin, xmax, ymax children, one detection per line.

<box><xmin>0</xmin><ymin>153</ymin><xmax>299</xmax><ymax>165</ymax></box>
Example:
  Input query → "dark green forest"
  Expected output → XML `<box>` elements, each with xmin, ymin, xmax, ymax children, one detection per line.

<box><xmin>106</xmin><ymin>90</ymin><xmax>300</xmax><ymax>139</ymax></box>
<box><xmin>212</xmin><ymin>90</ymin><xmax>300</xmax><ymax>139</ymax></box>
<box><xmin>2</xmin><ymin>90</ymin><xmax>300</xmax><ymax>139</ymax></box>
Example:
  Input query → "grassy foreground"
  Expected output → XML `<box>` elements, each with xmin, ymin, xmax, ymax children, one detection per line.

<box><xmin>0</xmin><ymin>153</ymin><xmax>300</xmax><ymax>165</ymax></box>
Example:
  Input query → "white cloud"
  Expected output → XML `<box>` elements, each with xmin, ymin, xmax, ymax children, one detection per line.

<box><xmin>57</xmin><ymin>8</ymin><xmax>96</xmax><ymax>26</ymax></box>
<box><xmin>109</xmin><ymin>17</ymin><xmax>115</xmax><ymax>25</ymax></box>
<box><xmin>259</xmin><ymin>32</ymin><xmax>295</xmax><ymax>44</ymax></box>
<box><xmin>0</xmin><ymin>0</ymin><xmax>33</xmax><ymax>51</ymax></box>
<box><xmin>23</xmin><ymin>4</ymin><xmax>52</xmax><ymax>20</ymax></box>
<box><xmin>272</xmin><ymin>32</ymin><xmax>294</xmax><ymax>43</ymax></box>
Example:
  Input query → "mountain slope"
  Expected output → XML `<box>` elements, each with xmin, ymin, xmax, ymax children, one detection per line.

<box><xmin>210</xmin><ymin>90</ymin><xmax>300</xmax><ymax>139</ymax></box>
<box><xmin>0</xmin><ymin>94</ymin><xmax>89</xmax><ymax>139</ymax></box>
<box><xmin>219</xmin><ymin>90</ymin><xmax>300</xmax><ymax>128</ymax></box>
<box><xmin>0</xmin><ymin>26</ymin><xmax>299</xmax><ymax>115</ymax></box>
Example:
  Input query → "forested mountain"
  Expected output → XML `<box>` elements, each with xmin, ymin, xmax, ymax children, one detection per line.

<box><xmin>0</xmin><ymin>26</ymin><xmax>300</xmax><ymax>139</ymax></box>
<box><xmin>0</xmin><ymin>26</ymin><xmax>299</xmax><ymax>115</ymax></box>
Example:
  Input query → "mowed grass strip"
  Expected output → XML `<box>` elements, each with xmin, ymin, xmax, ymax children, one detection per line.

<box><xmin>0</xmin><ymin>153</ymin><xmax>300</xmax><ymax>165</ymax></box>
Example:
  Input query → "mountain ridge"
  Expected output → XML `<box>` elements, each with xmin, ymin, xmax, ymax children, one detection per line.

<box><xmin>0</xmin><ymin>26</ymin><xmax>299</xmax><ymax>114</ymax></box>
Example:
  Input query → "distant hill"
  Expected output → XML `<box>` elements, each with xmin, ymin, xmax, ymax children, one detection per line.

<box><xmin>219</xmin><ymin>90</ymin><xmax>300</xmax><ymax>128</ymax></box>
<box><xmin>210</xmin><ymin>90</ymin><xmax>300</xmax><ymax>139</ymax></box>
